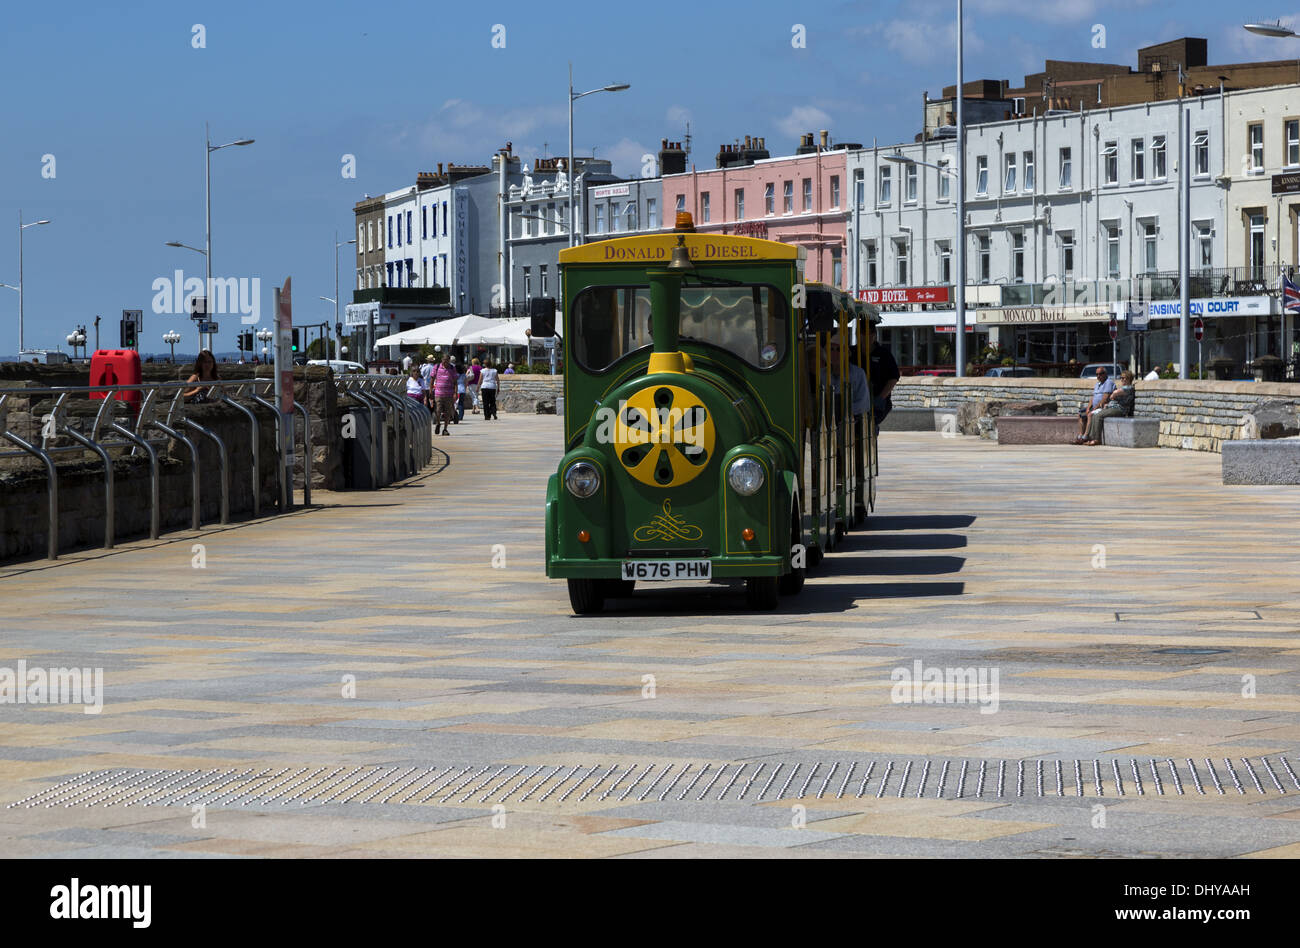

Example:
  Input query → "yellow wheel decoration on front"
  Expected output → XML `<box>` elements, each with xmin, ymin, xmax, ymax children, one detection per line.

<box><xmin>614</xmin><ymin>384</ymin><xmax>717</xmax><ymax>488</ymax></box>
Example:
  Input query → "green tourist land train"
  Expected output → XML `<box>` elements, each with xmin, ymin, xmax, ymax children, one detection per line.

<box><xmin>535</xmin><ymin>211</ymin><xmax>881</xmax><ymax>614</ymax></box>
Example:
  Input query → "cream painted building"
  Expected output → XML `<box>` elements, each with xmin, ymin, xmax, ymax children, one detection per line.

<box><xmin>1223</xmin><ymin>83</ymin><xmax>1300</xmax><ymax>366</ymax></box>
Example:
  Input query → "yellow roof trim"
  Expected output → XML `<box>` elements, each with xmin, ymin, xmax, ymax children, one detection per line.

<box><xmin>560</xmin><ymin>232</ymin><xmax>802</xmax><ymax>265</ymax></box>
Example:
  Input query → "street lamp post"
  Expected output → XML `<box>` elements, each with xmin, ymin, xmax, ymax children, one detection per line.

<box><xmin>15</xmin><ymin>212</ymin><xmax>52</xmax><ymax>356</ymax></box>
<box><xmin>164</xmin><ymin>240</ymin><xmax>207</xmax><ymax>352</ymax></box>
<box><xmin>66</xmin><ymin>328</ymin><xmax>86</xmax><ymax>360</ymax></box>
<box><xmin>331</xmin><ymin>233</ymin><xmax>356</xmax><ymax>361</ymax></box>
<box><xmin>162</xmin><ymin>330</ymin><xmax>182</xmax><ymax>364</ymax></box>
<box><xmin>568</xmin><ymin>67</ymin><xmax>629</xmax><ymax>248</ymax></box>
<box><xmin>256</xmin><ymin>327</ymin><xmax>272</xmax><ymax>366</ymax></box>
<box><xmin>954</xmin><ymin>0</ymin><xmax>967</xmax><ymax>377</ymax></box>
<box><xmin>203</xmin><ymin>125</ymin><xmax>254</xmax><ymax>353</ymax></box>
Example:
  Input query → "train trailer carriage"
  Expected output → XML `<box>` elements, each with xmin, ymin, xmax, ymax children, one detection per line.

<box><xmin>537</xmin><ymin>212</ymin><xmax>878</xmax><ymax>614</ymax></box>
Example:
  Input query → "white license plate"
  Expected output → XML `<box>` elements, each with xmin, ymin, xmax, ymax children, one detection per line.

<box><xmin>621</xmin><ymin>559</ymin><xmax>712</xmax><ymax>582</ymax></box>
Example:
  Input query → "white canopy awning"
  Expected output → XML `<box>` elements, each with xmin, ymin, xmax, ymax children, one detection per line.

<box><xmin>374</xmin><ymin>314</ymin><xmax>502</xmax><ymax>347</ymax></box>
<box><xmin>465</xmin><ymin>318</ymin><xmax>561</xmax><ymax>347</ymax></box>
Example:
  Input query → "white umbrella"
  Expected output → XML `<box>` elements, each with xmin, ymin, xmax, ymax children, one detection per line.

<box><xmin>470</xmin><ymin>318</ymin><xmax>561</xmax><ymax>346</ymax></box>
<box><xmin>374</xmin><ymin>314</ymin><xmax>502</xmax><ymax>347</ymax></box>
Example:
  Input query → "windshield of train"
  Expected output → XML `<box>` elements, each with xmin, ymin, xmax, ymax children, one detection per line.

<box><xmin>572</xmin><ymin>284</ymin><xmax>788</xmax><ymax>372</ymax></box>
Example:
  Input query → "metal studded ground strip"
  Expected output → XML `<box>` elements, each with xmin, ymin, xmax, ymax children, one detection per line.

<box><xmin>9</xmin><ymin>757</ymin><xmax>1300</xmax><ymax>809</ymax></box>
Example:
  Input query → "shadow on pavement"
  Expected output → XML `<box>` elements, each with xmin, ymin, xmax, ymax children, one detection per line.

<box><xmin>820</xmin><ymin>554</ymin><xmax>967</xmax><ymax>576</ymax></box>
<box><xmin>860</xmin><ymin>532</ymin><xmax>967</xmax><ymax>550</ymax></box>
<box><xmin>864</xmin><ymin>514</ymin><xmax>976</xmax><ymax>531</ymax></box>
<box><xmin>578</xmin><ymin>510</ymin><xmax>973</xmax><ymax>616</ymax></box>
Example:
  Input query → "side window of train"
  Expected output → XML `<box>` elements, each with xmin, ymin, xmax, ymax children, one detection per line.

<box><xmin>805</xmin><ymin>289</ymin><xmax>836</xmax><ymax>334</ymax></box>
<box><xmin>679</xmin><ymin>284</ymin><xmax>788</xmax><ymax>369</ymax></box>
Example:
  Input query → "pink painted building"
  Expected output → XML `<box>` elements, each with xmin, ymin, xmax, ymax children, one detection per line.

<box><xmin>659</xmin><ymin>132</ymin><xmax>850</xmax><ymax>288</ymax></box>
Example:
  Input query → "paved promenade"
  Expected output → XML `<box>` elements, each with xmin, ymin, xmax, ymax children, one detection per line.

<box><xmin>2</xmin><ymin>416</ymin><xmax>1299</xmax><ymax>858</ymax></box>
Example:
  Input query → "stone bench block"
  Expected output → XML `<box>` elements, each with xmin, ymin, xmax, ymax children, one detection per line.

<box><xmin>996</xmin><ymin>415</ymin><xmax>1078</xmax><ymax>445</ymax></box>
<box><xmin>878</xmin><ymin>408</ymin><xmax>936</xmax><ymax>431</ymax></box>
<box><xmin>1102</xmin><ymin>417</ymin><xmax>1160</xmax><ymax>448</ymax></box>
<box><xmin>1222</xmin><ymin>439</ymin><xmax>1300</xmax><ymax>485</ymax></box>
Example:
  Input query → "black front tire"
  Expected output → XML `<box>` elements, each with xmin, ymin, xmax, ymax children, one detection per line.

<box><xmin>779</xmin><ymin>512</ymin><xmax>805</xmax><ymax>596</ymax></box>
<box><xmin>745</xmin><ymin>576</ymin><xmax>780</xmax><ymax>610</ymax></box>
<box><xmin>567</xmin><ymin>578</ymin><xmax>605</xmax><ymax>615</ymax></box>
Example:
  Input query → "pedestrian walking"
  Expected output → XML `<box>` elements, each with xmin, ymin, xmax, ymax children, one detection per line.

<box><xmin>454</xmin><ymin>361</ymin><xmax>467</xmax><ymax>423</ymax></box>
<box><xmin>420</xmin><ymin>354</ymin><xmax>436</xmax><ymax>409</ymax></box>
<box><xmin>405</xmin><ymin>368</ymin><xmax>424</xmax><ymax>400</ymax></box>
<box><xmin>431</xmin><ymin>354</ymin><xmax>458</xmax><ymax>435</ymax></box>
<box><xmin>479</xmin><ymin>359</ymin><xmax>500</xmax><ymax>420</ymax></box>
<box><xmin>467</xmin><ymin>357</ymin><xmax>482</xmax><ymax>413</ymax></box>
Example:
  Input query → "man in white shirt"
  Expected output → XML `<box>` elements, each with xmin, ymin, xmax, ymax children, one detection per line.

<box><xmin>420</xmin><ymin>354</ymin><xmax>437</xmax><ymax>408</ymax></box>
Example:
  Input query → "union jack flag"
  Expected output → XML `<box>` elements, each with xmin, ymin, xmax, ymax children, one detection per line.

<box><xmin>1284</xmin><ymin>273</ymin><xmax>1300</xmax><ymax>314</ymax></box>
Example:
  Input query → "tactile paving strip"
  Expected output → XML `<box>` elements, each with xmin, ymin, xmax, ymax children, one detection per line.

<box><xmin>9</xmin><ymin>757</ymin><xmax>1299</xmax><ymax>809</ymax></box>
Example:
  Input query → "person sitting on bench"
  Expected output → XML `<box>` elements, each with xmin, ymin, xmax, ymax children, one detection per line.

<box><xmin>1076</xmin><ymin>366</ymin><xmax>1116</xmax><ymax>443</ymax></box>
<box><xmin>1082</xmin><ymin>370</ymin><xmax>1135</xmax><ymax>445</ymax></box>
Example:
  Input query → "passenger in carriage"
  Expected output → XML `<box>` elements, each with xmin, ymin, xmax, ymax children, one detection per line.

<box><xmin>827</xmin><ymin>339</ymin><xmax>870</xmax><ymax>420</ymax></box>
<box><xmin>867</xmin><ymin>325</ymin><xmax>900</xmax><ymax>425</ymax></box>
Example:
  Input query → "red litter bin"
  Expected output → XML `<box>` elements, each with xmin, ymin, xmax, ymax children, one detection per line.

<box><xmin>89</xmin><ymin>349</ymin><xmax>142</xmax><ymax>410</ymax></box>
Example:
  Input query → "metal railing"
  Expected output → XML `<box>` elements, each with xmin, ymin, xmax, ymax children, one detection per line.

<box><xmin>0</xmin><ymin>373</ymin><xmax>432</xmax><ymax>560</ymax></box>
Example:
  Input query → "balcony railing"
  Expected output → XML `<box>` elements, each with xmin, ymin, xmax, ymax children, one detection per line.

<box><xmin>988</xmin><ymin>266</ymin><xmax>1293</xmax><ymax>308</ymax></box>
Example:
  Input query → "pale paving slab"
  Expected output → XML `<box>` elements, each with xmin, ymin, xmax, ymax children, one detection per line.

<box><xmin>0</xmin><ymin>421</ymin><xmax>1298</xmax><ymax>856</ymax></box>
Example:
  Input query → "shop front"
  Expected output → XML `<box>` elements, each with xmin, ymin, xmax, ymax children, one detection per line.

<box><xmin>1114</xmin><ymin>296</ymin><xmax>1276</xmax><ymax>377</ymax></box>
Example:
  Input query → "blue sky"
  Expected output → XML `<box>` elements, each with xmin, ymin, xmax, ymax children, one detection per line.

<box><xmin>0</xmin><ymin>0</ymin><xmax>1294</xmax><ymax>355</ymax></box>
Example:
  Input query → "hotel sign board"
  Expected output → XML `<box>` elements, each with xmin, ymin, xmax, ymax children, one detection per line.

<box><xmin>1272</xmin><ymin>172</ymin><xmax>1300</xmax><ymax>195</ymax></box>
<box><xmin>976</xmin><ymin>306</ymin><xmax>1111</xmax><ymax>325</ymax></box>
<box><xmin>857</xmin><ymin>287</ymin><xmax>951</xmax><ymax>305</ymax></box>
<box><xmin>590</xmin><ymin>184</ymin><xmax>630</xmax><ymax>199</ymax></box>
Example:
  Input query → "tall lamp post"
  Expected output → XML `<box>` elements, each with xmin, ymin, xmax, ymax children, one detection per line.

<box><xmin>568</xmin><ymin>68</ymin><xmax>629</xmax><ymax>248</ymax></box>
<box><xmin>330</xmin><ymin>233</ymin><xmax>356</xmax><ymax>361</ymax></box>
<box><xmin>0</xmin><ymin>284</ymin><xmax>17</xmax><ymax>355</ymax></box>
<box><xmin>197</xmin><ymin>126</ymin><xmax>254</xmax><ymax>353</ymax></box>
<box><xmin>954</xmin><ymin>0</ymin><xmax>967</xmax><ymax>376</ymax></box>
<box><xmin>14</xmin><ymin>213</ymin><xmax>52</xmax><ymax>355</ymax></box>
<box><xmin>164</xmin><ymin>240</ymin><xmax>207</xmax><ymax>351</ymax></box>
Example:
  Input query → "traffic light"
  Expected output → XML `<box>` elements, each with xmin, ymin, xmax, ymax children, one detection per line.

<box><xmin>291</xmin><ymin>329</ymin><xmax>300</xmax><ymax>353</ymax></box>
<box><xmin>120</xmin><ymin>320</ymin><xmax>137</xmax><ymax>348</ymax></box>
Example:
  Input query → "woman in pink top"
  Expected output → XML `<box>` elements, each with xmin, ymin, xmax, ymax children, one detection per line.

<box><xmin>430</xmin><ymin>354</ymin><xmax>459</xmax><ymax>435</ymax></box>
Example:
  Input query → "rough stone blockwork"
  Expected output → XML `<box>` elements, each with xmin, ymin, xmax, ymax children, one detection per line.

<box><xmin>1222</xmin><ymin>440</ymin><xmax>1300</xmax><ymax>485</ymax></box>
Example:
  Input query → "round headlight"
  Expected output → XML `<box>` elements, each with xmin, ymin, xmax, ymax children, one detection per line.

<box><xmin>565</xmin><ymin>461</ymin><xmax>601</xmax><ymax>498</ymax></box>
<box><xmin>727</xmin><ymin>457</ymin><xmax>765</xmax><ymax>495</ymax></box>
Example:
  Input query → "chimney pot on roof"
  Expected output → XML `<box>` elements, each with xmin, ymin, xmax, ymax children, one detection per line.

<box><xmin>820</xmin><ymin>130</ymin><xmax>829</xmax><ymax>149</ymax></box>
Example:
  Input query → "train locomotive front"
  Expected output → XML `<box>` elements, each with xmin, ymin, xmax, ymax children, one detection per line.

<box><xmin>543</xmin><ymin>219</ymin><xmax>806</xmax><ymax>614</ymax></box>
